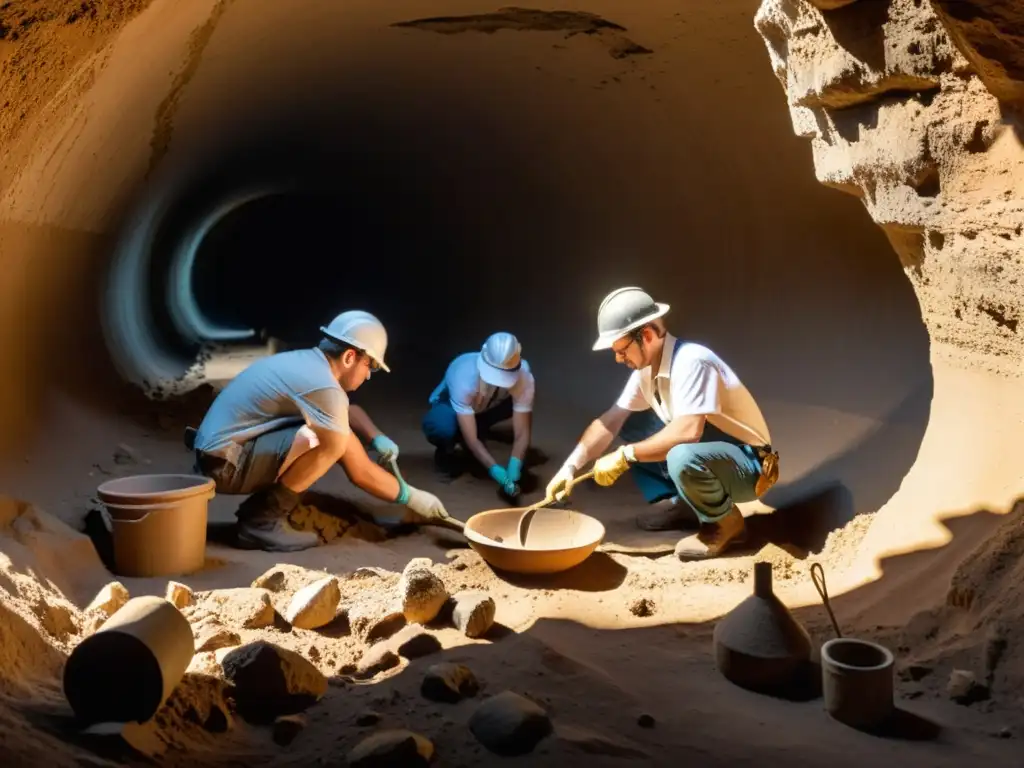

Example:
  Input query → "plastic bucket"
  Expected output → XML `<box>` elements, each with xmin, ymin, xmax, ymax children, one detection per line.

<box><xmin>63</xmin><ymin>595</ymin><xmax>194</xmax><ymax>725</ymax></box>
<box><xmin>97</xmin><ymin>474</ymin><xmax>215</xmax><ymax>578</ymax></box>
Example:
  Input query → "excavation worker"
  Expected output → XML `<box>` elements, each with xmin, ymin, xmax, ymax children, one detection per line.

<box><xmin>546</xmin><ymin>287</ymin><xmax>779</xmax><ymax>560</ymax></box>
<box><xmin>190</xmin><ymin>310</ymin><xmax>456</xmax><ymax>552</ymax></box>
<box><xmin>422</xmin><ymin>331</ymin><xmax>535</xmax><ymax>498</ymax></box>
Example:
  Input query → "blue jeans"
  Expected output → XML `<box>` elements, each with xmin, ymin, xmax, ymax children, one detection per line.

<box><xmin>422</xmin><ymin>396</ymin><xmax>514</xmax><ymax>451</ymax></box>
<box><xmin>619</xmin><ymin>411</ymin><xmax>763</xmax><ymax>524</ymax></box>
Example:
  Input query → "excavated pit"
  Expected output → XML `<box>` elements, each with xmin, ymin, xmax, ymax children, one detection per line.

<box><xmin>0</xmin><ymin>0</ymin><xmax>1021</xmax><ymax>765</ymax></box>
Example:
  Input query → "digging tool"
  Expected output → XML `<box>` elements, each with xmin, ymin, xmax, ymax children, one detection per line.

<box><xmin>515</xmin><ymin>469</ymin><xmax>595</xmax><ymax>547</ymax></box>
<box><xmin>382</xmin><ymin>456</ymin><xmax>465</xmax><ymax>532</ymax></box>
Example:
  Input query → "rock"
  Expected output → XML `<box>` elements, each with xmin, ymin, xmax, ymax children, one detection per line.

<box><xmin>898</xmin><ymin>663</ymin><xmax>933</xmax><ymax>682</ymax></box>
<box><xmin>355</xmin><ymin>710</ymin><xmax>381</xmax><ymax>726</ymax></box>
<box><xmin>356</xmin><ymin>646</ymin><xmax>400</xmax><ymax>679</ymax></box>
<box><xmin>86</xmin><ymin>582</ymin><xmax>130</xmax><ymax>617</ymax></box>
<box><xmin>202</xmin><ymin>588</ymin><xmax>275</xmax><ymax>629</ymax></box>
<box><xmin>195</xmin><ymin>624</ymin><xmax>241</xmax><ymax>653</ymax></box>
<box><xmin>348</xmin><ymin>601</ymin><xmax>406</xmax><ymax>644</ymax></box>
<box><xmin>947</xmin><ymin>669</ymin><xmax>990</xmax><ymax>705</ymax></box>
<box><xmin>348</xmin><ymin>730</ymin><xmax>434</xmax><ymax>767</ymax></box>
<box><xmin>932</xmin><ymin>0</ymin><xmax>1024</xmax><ymax>104</ymax></box>
<box><xmin>251</xmin><ymin>567</ymin><xmax>287</xmax><ymax>592</ymax></box>
<box><xmin>421</xmin><ymin>662</ymin><xmax>479</xmax><ymax>703</ymax></box>
<box><xmin>398</xmin><ymin>559</ymin><xmax>448</xmax><ymax>625</ymax></box>
<box><xmin>221</xmin><ymin>641</ymin><xmax>328</xmax><ymax>723</ymax></box>
<box><xmin>388</xmin><ymin>625</ymin><xmax>442</xmax><ymax>659</ymax></box>
<box><xmin>469</xmin><ymin>690</ymin><xmax>553</xmax><ymax>756</ymax></box>
<box><xmin>451</xmin><ymin>591</ymin><xmax>495</xmax><ymax>638</ymax></box>
<box><xmin>637</xmin><ymin>713</ymin><xmax>655</xmax><ymax>728</ymax></box>
<box><xmin>285</xmin><ymin>576</ymin><xmax>341</xmax><ymax>630</ymax></box>
<box><xmin>273</xmin><ymin>714</ymin><xmax>306</xmax><ymax>746</ymax></box>
<box><xmin>166</xmin><ymin>582</ymin><xmax>194</xmax><ymax>610</ymax></box>
<box><xmin>629</xmin><ymin>597</ymin><xmax>656</xmax><ymax>618</ymax></box>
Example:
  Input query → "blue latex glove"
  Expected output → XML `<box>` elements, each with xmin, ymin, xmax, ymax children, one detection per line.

<box><xmin>488</xmin><ymin>464</ymin><xmax>508</xmax><ymax>487</ymax></box>
<box><xmin>371</xmin><ymin>434</ymin><xmax>399</xmax><ymax>462</ymax></box>
<box><xmin>507</xmin><ymin>457</ymin><xmax>523</xmax><ymax>484</ymax></box>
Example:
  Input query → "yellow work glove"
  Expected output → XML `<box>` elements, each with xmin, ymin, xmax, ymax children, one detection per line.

<box><xmin>593</xmin><ymin>445</ymin><xmax>634</xmax><ymax>487</ymax></box>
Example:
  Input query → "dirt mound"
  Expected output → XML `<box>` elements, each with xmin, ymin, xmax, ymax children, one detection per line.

<box><xmin>890</xmin><ymin>501</ymin><xmax>1024</xmax><ymax>709</ymax></box>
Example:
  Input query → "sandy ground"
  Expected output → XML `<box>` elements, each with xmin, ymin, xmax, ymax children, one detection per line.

<box><xmin>0</xmin><ymin>0</ymin><xmax>1022</xmax><ymax>766</ymax></box>
<box><xmin>0</xmin><ymin>384</ymin><xmax>1019</xmax><ymax>766</ymax></box>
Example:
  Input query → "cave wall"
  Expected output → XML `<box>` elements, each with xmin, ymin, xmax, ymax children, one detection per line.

<box><xmin>755</xmin><ymin>0</ymin><xmax>1024</xmax><ymax>376</ymax></box>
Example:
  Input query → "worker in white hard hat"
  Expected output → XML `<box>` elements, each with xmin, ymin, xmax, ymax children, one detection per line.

<box><xmin>421</xmin><ymin>331</ymin><xmax>535</xmax><ymax>499</ymax></box>
<box><xmin>545</xmin><ymin>287</ymin><xmax>779</xmax><ymax>560</ymax></box>
<box><xmin>189</xmin><ymin>310</ymin><xmax>458</xmax><ymax>552</ymax></box>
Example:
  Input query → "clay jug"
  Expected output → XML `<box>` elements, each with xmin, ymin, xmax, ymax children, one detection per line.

<box><xmin>712</xmin><ymin>561</ymin><xmax>812</xmax><ymax>694</ymax></box>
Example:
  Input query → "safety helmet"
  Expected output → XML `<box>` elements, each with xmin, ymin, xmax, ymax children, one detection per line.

<box><xmin>592</xmin><ymin>287</ymin><xmax>670</xmax><ymax>351</ymax></box>
<box><xmin>320</xmin><ymin>310</ymin><xmax>390</xmax><ymax>372</ymax></box>
<box><xmin>478</xmin><ymin>331</ymin><xmax>522</xmax><ymax>389</ymax></box>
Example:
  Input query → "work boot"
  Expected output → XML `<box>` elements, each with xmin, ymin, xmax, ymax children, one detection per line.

<box><xmin>674</xmin><ymin>505</ymin><xmax>747</xmax><ymax>560</ymax></box>
<box><xmin>237</xmin><ymin>518</ymin><xmax>320</xmax><ymax>552</ymax></box>
<box><xmin>636</xmin><ymin>497</ymin><xmax>699</xmax><ymax>531</ymax></box>
<box><xmin>234</xmin><ymin>484</ymin><xmax>318</xmax><ymax>552</ymax></box>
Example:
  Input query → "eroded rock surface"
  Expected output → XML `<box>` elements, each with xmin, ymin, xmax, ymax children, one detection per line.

<box><xmin>755</xmin><ymin>0</ymin><xmax>1024</xmax><ymax>374</ymax></box>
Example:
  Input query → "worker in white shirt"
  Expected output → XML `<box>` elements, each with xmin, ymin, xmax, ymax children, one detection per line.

<box><xmin>545</xmin><ymin>287</ymin><xmax>779</xmax><ymax>560</ymax></box>
<box><xmin>189</xmin><ymin>310</ymin><xmax>457</xmax><ymax>552</ymax></box>
<box><xmin>421</xmin><ymin>332</ymin><xmax>535</xmax><ymax>499</ymax></box>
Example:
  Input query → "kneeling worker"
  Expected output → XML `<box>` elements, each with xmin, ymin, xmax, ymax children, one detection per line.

<box><xmin>422</xmin><ymin>332</ymin><xmax>535</xmax><ymax>498</ymax></box>
<box><xmin>191</xmin><ymin>310</ymin><xmax>455</xmax><ymax>552</ymax></box>
<box><xmin>546</xmin><ymin>287</ymin><xmax>779</xmax><ymax>559</ymax></box>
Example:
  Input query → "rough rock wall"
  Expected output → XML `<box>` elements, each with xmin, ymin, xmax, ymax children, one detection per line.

<box><xmin>755</xmin><ymin>0</ymin><xmax>1024</xmax><ymax>375</ymax></box>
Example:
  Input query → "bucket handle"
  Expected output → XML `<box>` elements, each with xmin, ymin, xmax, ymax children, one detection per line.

<box><xmin>810</xmin><ymin>562</ymin><xmax>843</xmax><ymax>639</ymax></box>
<box><xmin>101</xmin><ymin>500</ymin><xmax>194</xmax><ymax>527</ymax></box>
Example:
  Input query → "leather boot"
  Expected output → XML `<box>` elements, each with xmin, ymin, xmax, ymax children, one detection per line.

<box><xmin>235</xmin><ymin>484</ymin><xmax>319</xmax><ymax>552</ymax></box>
<box><xmin>674</xmin><ymin>505</ymin><xmax>747</xmax><ymax>560</ymax></box>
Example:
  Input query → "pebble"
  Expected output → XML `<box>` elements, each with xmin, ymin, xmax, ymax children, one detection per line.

<box><xmin>285</xmin><ymin>576</ymin><xmax>341</xmax><ymax>630</ymax></box>
<box><xmin>348</xmin><ymin>730</ymin><xmax>434</xmax><ymax>767</ymax></box>
<box><xmin>421</xmin><ymin>663</ymin><xmax>479</xmax><ymax>703</ymax></box>
<box><xmin>451</xmin><ymin>591</ymin><xmax>496</xmax><ymax>638</ymax></box>
<box><xmin>469</xmin><ymin>690</ymin><xmax>552</xmax><ymax>756</ymax></box>
<box><xmin>166</xmin><ymin>582</ymin><xmax>194</xmax><ymax>610</ymax></box>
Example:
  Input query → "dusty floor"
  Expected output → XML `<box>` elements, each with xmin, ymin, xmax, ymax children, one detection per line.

<box><xmin>0</xmin><ymin>384</ymin><xmax>1020</xmax><ymax>766</ymax></box>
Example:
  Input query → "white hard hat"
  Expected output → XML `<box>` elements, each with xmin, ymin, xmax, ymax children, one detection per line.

<box><xmin>592</xmin><ymin>287</ymin><xmax>670</xmax><ymax>351</ymax></box>
<box><xmin>478</xmin><ymin>331</ymin><xmax>522</xmax><ymax>389</ymax></box>
<box><xmin>320</xmin><ymin>310</ymin><xmax>390</xmax><ymax>372</ymax></box>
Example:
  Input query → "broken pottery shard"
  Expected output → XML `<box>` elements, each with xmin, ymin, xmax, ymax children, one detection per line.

<box><xmin>451</xmin><ymin>591</ymin><xmax>496</xmax><ymax>638</ymax></box>
<box><xmin>348</xmin><ymin>729</ymin><xmax>434</xmax><ymax>767</ymax></box>
<box><xmin>387</xmin><ymin>625</ymin><xmax>442</xmax><ymax>659</ymax></box>
<box><xmin>202</xmin><ymin>588</ymin><xmax>275</xmax><ymax>629</ymax></box>
<box><xmin>469</xmin><ymin>690</ymin><xmax>553</xmax><ymax>756</ymax></box>
<box><xmin>421</xmin><ymin>662</ymin><xmax>479</xmax><ymax>703</ymax></box>
<box><xmin>398</xmin><ymin>559</ymin><xmax>448</xmax><ymax>625</ymax></box>
<box><xmin>285</xmin><ymin>576</ymin><xmax>341</xmax><ymax>630</ymax></box>
<box><xmin>355</xmin><ymin>646</ymin><xmax>400</xmax><ymax>679</ymax></box>
<box><xmin>166</xmin><ymin>581</ymin><xmax>194</xmax><ymax>610</ymax></box>
<box><xmin>86</xmin><ymin>582</ymin><xmax>130</xmax><ymax>617</ymax></box>
<box><xmin>220</xmin><ymin>641</ymin><xmax>327</xmax><ymax>723</ymax></box>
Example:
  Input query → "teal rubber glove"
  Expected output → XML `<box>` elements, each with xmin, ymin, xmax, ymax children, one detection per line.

<box><xmin>488</xmin><ymin>464</ymin><xmax>508</xmax><ymax>487</ymax></box>
<box><xmin>507</xmin><ymin>457</ymin><xmax>523</xmax><ymax>484</ymax></box>
<box><xmin>371</xmin><ymin>434</ymin><xmax>399</xmax><ymax>462</ymax></box>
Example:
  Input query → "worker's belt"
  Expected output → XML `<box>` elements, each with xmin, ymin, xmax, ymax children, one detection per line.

<box><xmin>752</xmin><ymin>444</ymin><xmax>780</xmax><ymax>498</ymax></box>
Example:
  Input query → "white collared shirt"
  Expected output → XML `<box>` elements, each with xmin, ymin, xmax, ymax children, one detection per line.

<box><xmin>615</xmin><ymin>333</ymin><xmax>772</xmax><ymax>446</ymax></box>
<box><xmin>429</xmin><ymin>352</ymin><xmax>535</xmax><ymax>416</ymax></box>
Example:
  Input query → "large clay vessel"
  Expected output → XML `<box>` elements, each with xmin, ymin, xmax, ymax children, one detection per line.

<box><xmin>712</xmin><ymin>561</ymin><xmax>812</xmax><ymax>693</ymax></box>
